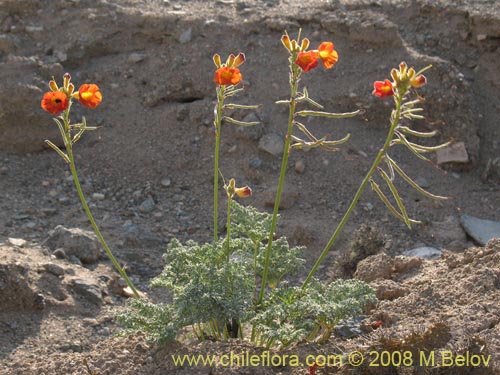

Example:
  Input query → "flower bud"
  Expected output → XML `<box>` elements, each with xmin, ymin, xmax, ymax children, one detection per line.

<box><xmin>390</xmin><ymin>68</ymin><xmax>399</xmax><ymax>83</ymax></box>
<box><xmin>232</xmin><ymin>52</ymin><xmax>245</xmax><ymax>68</ymax></box>
<box><xmin>407</xmin><ymin>67</ymin><xmax>416</xmax><ymax>80</ymax></box>
<box><xmin>213</xmin><ymin>53</ymin><xmax>221</xmax><ymax>68</ymax></box>
<box><xmin>67</xmin><ymin>82</ymin><xmax>75</xmax><ymax>96</ymax></box>
<box><xmin>63</xmin><ymin>73</ymin><xmax>71</xmax><ymax>91</ymax></box>
<box><xmin>49</xmin><ymin>79</ymin><xmax>58</xmax><ymax>92</ymax></box>
<box><xmin>399</xmin><ymin>61</ymin><xmax>408</xmax><ymax>77</ymax></box>
<box><xmin>235</xmin><ymin>186</ymin><xmax>252</xmax><ymax>198</ymax></box>
<box><xmin>281</xmin><ymin>35</ymin><xmax>291</xmax><ymax>51</ymax></box>
<box><xmin>226</xmin><ymin>54</ymin><xmax>236</xmax><ymax>67</ymax></box>
<box><xmin>300</xmin><ymin>38</ymin><xmax>310</xmax><ymax>52</ymax></box>
<box><xmin>411</xmin><ymin>74</ymin><xmax>427</xmax><ymax>88</ymax></box>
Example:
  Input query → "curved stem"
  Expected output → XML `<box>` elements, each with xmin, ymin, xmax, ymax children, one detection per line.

<box><xmin>302</xmin><ymin>91</ymin><xmax>405</xmax><ymax>289</ymax></box>
<box><xmin>63</xmin><ymin>110</ymin><xmax>140</xmax><ymax>298</ymax></box>
<box><xmin>213</xmin><ymin>87</ymin><xmax>225</xmax><ymax>242</ymax></box>
<box><xmin>258</xmin><ymin>58</ymin><xmax>300</xmax><ymax>304</ymax></box>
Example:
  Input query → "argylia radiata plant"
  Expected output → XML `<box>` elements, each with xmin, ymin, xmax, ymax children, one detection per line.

<box><xmin>41</xmin><ymin>30</ymin><xmax>450</xmax><ymax>348</ymax></box>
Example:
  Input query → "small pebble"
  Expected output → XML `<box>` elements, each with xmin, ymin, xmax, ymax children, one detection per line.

<box><xmin>92</xmin><ymin>193</ymin><xmax>105</xmax><ymax>201</ymax></box>
<box><xmin>294</xmin><ymin>159</ymin><xmax>305</xmax><ymax>174</ymax></box>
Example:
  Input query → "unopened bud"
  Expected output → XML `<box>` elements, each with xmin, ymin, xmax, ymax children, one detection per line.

<box><xmin>235</xmin><ymin>186</ymin><xmax>252</xmax><ymax>198</ymax></box>
<box><xmin>213</xmin><ymin>53</ymin><xmax>221</xmax><ymax>68</ymax></box>
<box><xmin>411</xmin><ymin>74</ymin><xmax>427</xmax><ymax>88</ymax></box>
<box><xmin>67</xmin><ymin>82</ymin><xmax>75</xmax><ymax>96</ymax></box>
<box><xmin>63</xmin><ymin>73</ymin><xmax>71</xmax><ymax>91</ymax></box>
<box><xmin>49</xmin><ymin>79</ymin><xmax>58</xmax><ymax>92</ymax></box>
<box><xmin>300</xmin><ymin>38</ymin><xmax>310</xmax><ymax>52</ymax></box>
<box><xmin>281</xmin><ymin>35</ymin><xmax>291</xmax><ymax>51</ymax></box>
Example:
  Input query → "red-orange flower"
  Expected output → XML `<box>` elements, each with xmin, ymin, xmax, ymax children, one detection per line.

<box><xmin>373</xmin><ymin>79</ymin><xmax>394</xmax><ymax>98</ymax></box>
<box><xmin>296</xmin><ymin>50</ymin><xmax>318</xmax><ymax>72</ymax></box>
<box><xmin>214</xmin><ymin>67</ymin><xmax>242</xmax><ymax>86</ymax></box>
<box><xmin>317</xmin><ymin>42</ymin><xmax>338</xmax><ymax>69</ymax></box>
<box><xmin>78</xmin><ymin>84</ymin><xmax>102</xmax><ymax>108</ymax></box>
<box><xmin>41</xmin><ymin>91</ymin><xmax>69</xmax><ymax>115</ymax></box>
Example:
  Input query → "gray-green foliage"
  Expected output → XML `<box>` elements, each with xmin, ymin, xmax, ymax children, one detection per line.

<box><xmin>152</xmin><ymin>238</ymin><xmax>254</xmax><ymax>327</ymax></box>
<box><xmin>252</xmin><ymin>278</ymin><xmax>377</xmax><ymax>347</ymax></box>
<box><xmin>119</xmin><ymin>202</ymin><xmax>375</xmax><ymax>345</ymax></box>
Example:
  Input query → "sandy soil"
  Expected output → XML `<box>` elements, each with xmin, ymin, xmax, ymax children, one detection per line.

<box><xmin>0</xmin><ymin>0</ymin><xmax>499</xmax><ymax>374</ymax></box>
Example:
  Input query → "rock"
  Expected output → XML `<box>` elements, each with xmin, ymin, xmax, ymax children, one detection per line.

<box><xmin>0</xmin><ymin>57</ymin><xmax>64</xmax><ymax>153</ymax></box>
<box><xmin>436</xmin><ymin>142</ymin><xmax>469</xmax><ymax>165</ymax></box>
<box><xmin>44</xmin><ymin>226</ymin><xmax>102</xmax><ymax>264</ymax></box>
<box><xmin>7</xmin><ymin>238</ymin><xmax>27</xmax><ymax>247</ymax></box>
<box><xmin>179</xmin><ymin>27</ymin><xmax>192</xmax><ymax>44</ymax></box>
<box><xmin>234</xmin><ymin>113</ymin><xmax>264</xmax><ymax>141</ymax></box>
<box><xmin>334</xmin><ymin>316</ymin><xmax>365</xmax><ymax>338</ymax></box>
<box><xmin>33</xmin><ymin>292</ymin><xmax>46</xmax><ymax>310</ymax></box>
<box><xmin>53</xmin><ymin>248</ymin><xmax>66</xmax><ymax>259</ymax></box>
<box><xmin>127</xmin><ymin>52</ymin><xmax>146</xmax><ymax>64</ymax></box>
<box><xmin>124</xmin><ymin>223</ymin><xmax>164</xmax><ymax>247</ymax></box>
<box><xmin>354</xmin><ymin>253</ymin><xmax>393</xmax><ymax>282</ymax></box>
<box><xmin>43</xmin><ymin>262</ymin><xmax>65</xmax><ymax>277</ymax></box>
<box><xmin>138</xmin><ymin>196</ymin><xmax>156</xmax><ymax>213</ymax></box>
<box><xmin>427</xmin><ymin>216</ymin><xmax>467</xmax><ymax>248</ymax></box>
<box><xmin>403</xmin><ymin>246</ymin><xmax>442</xmax><ymax>260</ymax></box>
<box><xmin>262</xmin><ymin>190</ymin><xmax>299</xmax><ymax>210</ymax></box>
<box><xmin>249</xmin><ymin>158</ymin><xmax>263</xmax><ymax>169</ymax></box>
<box><xmin>460</xmin><ymin>214</ymin><xmax>500</xmax><ymax>246</ymax></box>
<box><xmin>120</xmin><ymin>286</ymin><xmax>146</xmax><ymax>299</ymax></box>
<box><xmin>258</xmin><ymin>133</ymin><xmax>284</xmax><ymax>156</ymax></box>
<box><xmin>414</xmin><ymin>177</ymin><xmax>430</xmax><ymax>189</ymax></box>
<box><xmin>71</xmin><ymin>278</ymin><xmax>103</xmax><ymax>305</ymax></box>
<box><xmin>161</xmin><ymin>177</ymin><xmax>172</xmax><ymax>187</ymax></box>
<box><xmin>294</xmin><ymin>159</ymin><xmax>305</xmax><ymax>174</ymax></box>
<box><xmin>0</xmin><ymin>262</ymin><xmax>37</xmax><ymax>312</ymax></box>
<box><xmin>92</xmin><ymin>193</ymin><xmax>105</xmax><ymax>201</ymax></box>
<box><xmin>393</xmin><ymin>255</ymin><xmax>422</xmax><ymax>273</ymax></box>
<box><xmin>372</xmin><ymin>279</ymin><xmax>408</xmax><ymax>300</ymax></box>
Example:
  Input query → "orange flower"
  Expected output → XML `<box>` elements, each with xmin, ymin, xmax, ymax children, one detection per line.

<box><xmin>78</xmin><ymin>84</ymin><xmax>102</xmax><ymax>108</ymax></box>
<box><xmin>235</xmin><ymin>186</ymin><xmax>252</xmax><ymax>198</ymax></box>
<box><xmin>214</xmin><ymin>67</ymin><xmax>242</xmax><ymax>86</ymax></box>
<box><xmin>373</xmin><ymin>79</ymin><xmax>394</xmax><ymax>98</ymax></box>
<box><xmin>317</xmin><ymin>42</ymin><xmax>338</xmax><ymax>69</ymax></box>
<box><xmin>41</xmin><ymin>91</ymin><xmax>69</xmax><ymax>115</ymax></box>
<box><xmin>296</xmin><ymin>51</ymin><xmax>318</xmax><ymax>72</ymax></box>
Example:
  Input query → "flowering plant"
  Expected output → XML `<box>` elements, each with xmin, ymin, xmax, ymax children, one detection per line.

<box><xmin>41</xmin><ymin>73</ymin><xmax>140</xmax><ymax>298</ymax></box>
<box><xmin>41</xmin><ymin>30</ymin><xmax>450</xmax><ymax>350</ymax></box>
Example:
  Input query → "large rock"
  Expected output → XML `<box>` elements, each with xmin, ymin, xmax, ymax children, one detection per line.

<box><xmin>44</xmin><ymin>225</ymin><xmax>102</xmax><ymax>264</ymax></box>
<box><xmin>460</xmin><ymin>214</ymin><xmax>500</xmax><ymax>246</ymax></box>
<box><xmin>0</xmin><ymin>56</ymin><xmax>64</xmax><ymax>153</ymax></box>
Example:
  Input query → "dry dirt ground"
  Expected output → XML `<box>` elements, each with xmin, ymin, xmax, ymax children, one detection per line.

<box><xmin>0</xmin><ymin>0</ymin><xmax>499</xmax><ymax>374</ymax></box>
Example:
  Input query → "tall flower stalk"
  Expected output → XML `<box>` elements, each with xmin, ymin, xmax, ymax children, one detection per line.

<box><xmin>303</xmin><ymin>62</ymin><xmax>449</xmax><ymax>288</ymax></box>
<box><xmin>258</xmin><ymin>31</ymin><xmax>358</xmax><ymax>304</ymax></box>
<box><xmin>212</xmin><ymin>53</ymin><xmax>258</xmax><ymax>242</ymax></box>
<box><xmin>41</xmin><ymin>74</ymin><xmax>140</xmax><ymax>298</ymax></box>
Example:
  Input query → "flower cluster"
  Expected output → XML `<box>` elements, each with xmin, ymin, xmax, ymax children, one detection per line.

<box><xmin>296</xmin><ymin>42</ymin><xmax>338</xmax><ymax>72</ymax></box>
<box><xmin>213</xmin><ymin>52</ymin><xmax>245</xmax><ymax>86</ymax></box>
<box><xmin>372</xmin><ymin>61</ymin><xmax>427</xmax><ymax>98</ymax></box>
<box><xmin>41</xmin><ymin>73</ymin><xmax>102</xmax><ymax>115</ymax></box>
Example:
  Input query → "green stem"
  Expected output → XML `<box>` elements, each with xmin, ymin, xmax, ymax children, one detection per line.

<box><xmin>302</xmin><ymin>91</ymin><xmax>405</xmax><ymax>289</ymax></box>
<box><xmin>252</xmin><ymin>240</ymin><xmax>259</xmax><ymax>300</ymax></box>
<box><xmin>213</xmin><ymin>87</ymin><xmax>225</xmax><ymax>242</ymax></box>
<box><xmin>258</xmin><ymin>58</ymin><xmax>300</xmax><ymax>304</ymax></box>
<box><xmin>63</xmin><ymin>110</ymin><xmax>140</xmax><ymax>298</ymax></box>
<box><xmin>225</xmin><ymin>196</ymin><xmax>232</xmax><ymax>258</ymax></box>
